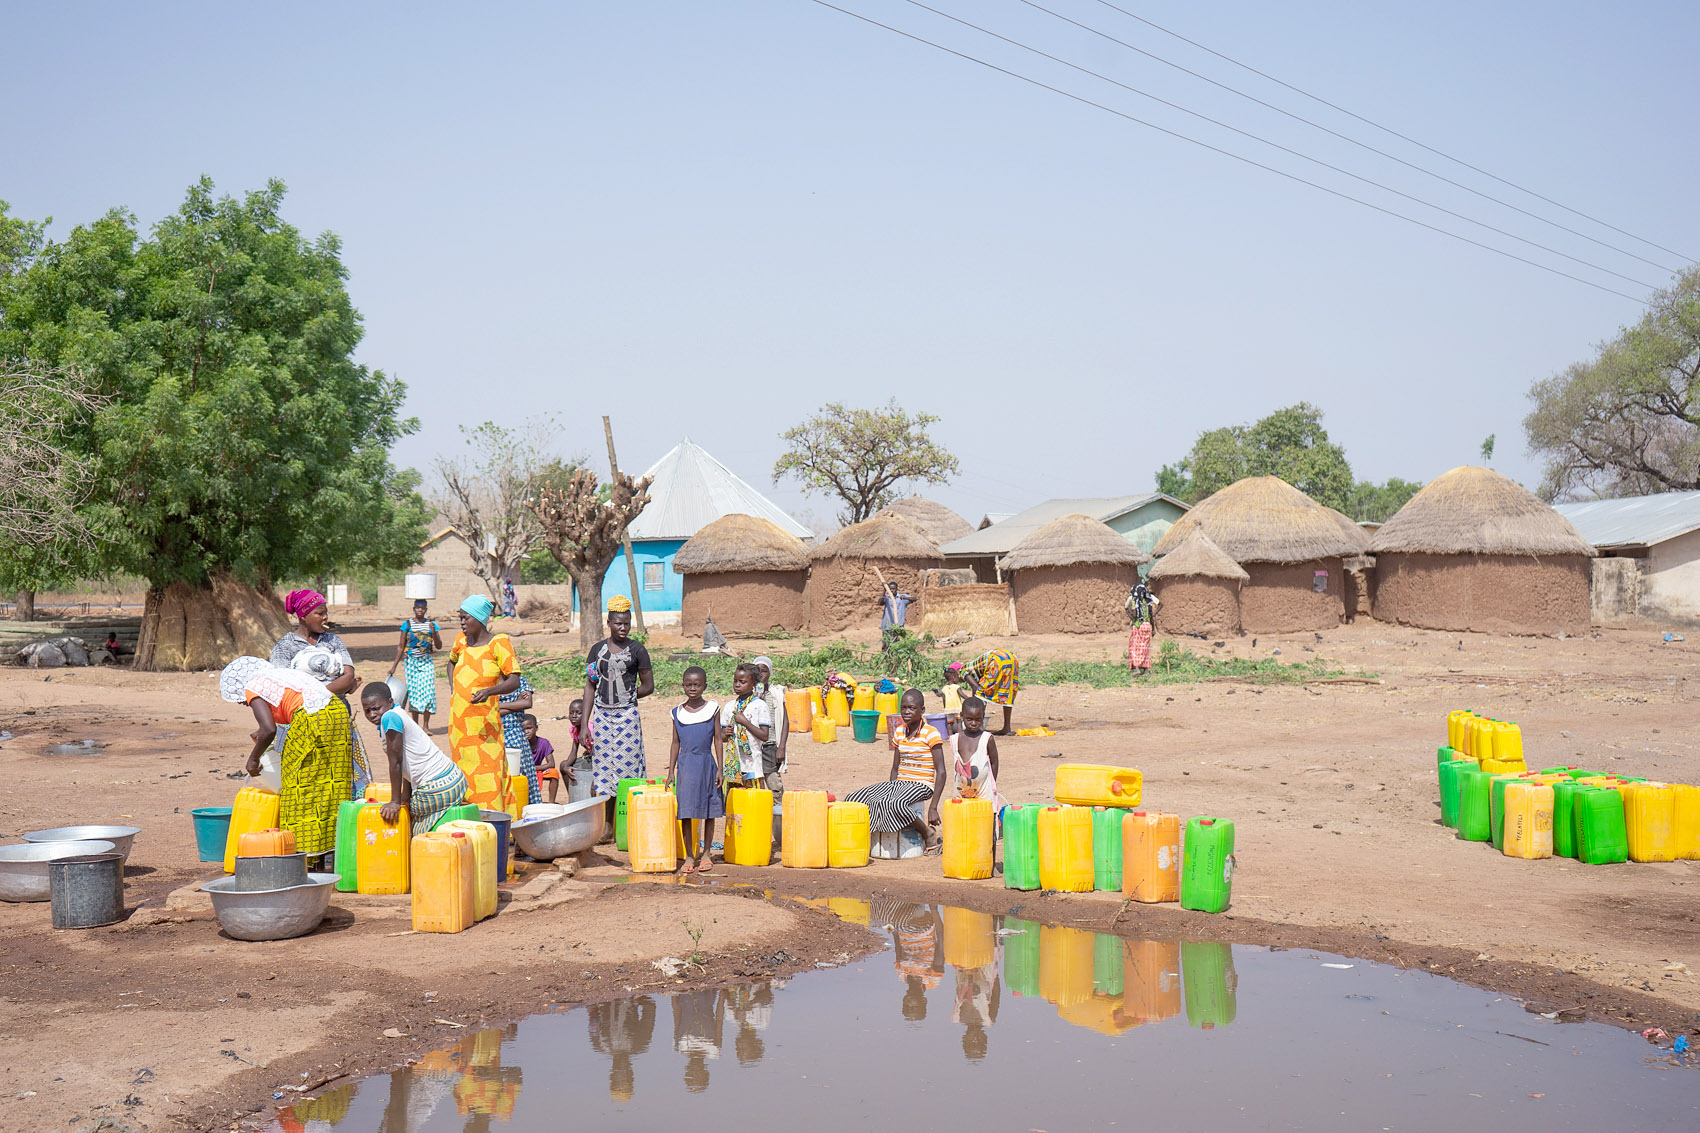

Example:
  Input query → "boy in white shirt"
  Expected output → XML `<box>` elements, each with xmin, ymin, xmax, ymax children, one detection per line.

<box><xmin>360</xmin><ymin>683</ymin><xmax>469</xmax><ymax>836</ymax></box>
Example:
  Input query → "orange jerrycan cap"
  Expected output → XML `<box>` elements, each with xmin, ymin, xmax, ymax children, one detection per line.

<box><xmin>451</xmin><ymin>832</ymin><xmax>467</xmax><ymax>838</ymax></box>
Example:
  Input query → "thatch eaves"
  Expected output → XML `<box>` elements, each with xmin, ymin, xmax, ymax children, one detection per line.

<box><xmin>1368</xmin><ymin>466</ymin><xmax>1595</xmax><ymax>557</ymax></box>
<box><xmin>1148</xmin><ymin>528</ymin><xmax>1249</xmax><ymax>581</ymax></box>
<box><xmin>998</xmin><ymin>514</ymin><xmax>1149</xmax><ymax>572</ymax></box>
<box><xmin>876</xmin><ymin>497</ymin><xmax>974</xmax><ymax>546</ymax></box>
<box><xmin>1152</xmin><ymin>476</ymin><xmax>1366</xmax><ymax>563</ymax></box>
<box><xmin>673</xmin><ymin>513</ymin><xmax>811</xmax><ymax>574</ymax></box>
<box><xmin>808</xmin><ymin>515</ymin><xmax>945</xmax><ymax>562</ymax></box>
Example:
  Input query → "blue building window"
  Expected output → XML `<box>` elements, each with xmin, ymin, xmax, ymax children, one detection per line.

<box><xmin>643</xmin><ymin>562</ymin><xmax>664</xmax><ymax>591</ymax></box>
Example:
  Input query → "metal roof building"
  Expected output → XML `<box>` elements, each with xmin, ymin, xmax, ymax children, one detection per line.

<box><xmin>1553</xmin><ymin>491</ymin><xmax>1700</xmax><ymax>623</ymax></box>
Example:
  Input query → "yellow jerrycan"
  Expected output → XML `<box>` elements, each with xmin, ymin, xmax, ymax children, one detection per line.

<box><xmin>411</xmin><ymin>831</ymin><xmax>475</xmax><ymax>933</ymax></box>
<box><xmin>852</xmin><ymin>683</ymin><xmax>875</xmax><ymax>712</ymax></box>
<box><xmin>811</xmin><ymin>715</ymin><xmax>838</xmax><ymax>743</ymax></box>
<box><xmin>1053</xmin><ymin>764</ymin><xmax>1143</xmax><ymax>808</ymax></box>
<box><xmin>1039</xmin><ymin>925</ymin><xmax>1096</xmax><ymax>1007</ymax></box>
<box><xmin>439</xmin><ymin>819</ymin><xmax>498</xmax><ymax>920</ymax></box>
<box><xmin>825</xmin><ymin>687</ymin><xmax>851</xmax><ymax>727</ymax></box>
<box><xmin>941</xmin><ymin>906</ymin><xmax>995</xmax><ymax>970</ymax></box>
<box><xmin>628</xmin><ymin>790</ymin><xmax>679</xmax><ymax>873</ymax></box>
<box><xmin>1491</xmin><ymin>721</ymin><xmax>1524</xmax><ymax>764</ymax></box>
<box><xmin>784</xmin><ymin>689</ymin><xmax>812</xmax><ymax>733</ymax></box>
<box><xmin>1038</xmin><ymin>805</ymin><xmax>1094</xmax><ymax>891</ymax></box>
<box><xmin>1625</xmin><ymin>782</ymin><xmax>1678</xmax><ymax>863</ymax></box>
<box><xmin>873</xmin><ymin>691</ymin><xmax>901</xmax><ymax>734</ymax></box>
<box><xmin>1674</xmin><ymin>784</ymin><xmax>1700</xmax><ymax>860</ymax></box>
<box><xmin>356</xmin><ymin>804</ymin><xmax>412</xmax><ymax>894</ymax></box>
<box><xmin>724</xmin><ymin>787</ymin><xmax>775</xmax><ymax>866</ymax></box>
<box><xmin>827</xmin><ymin>800</ymin><xmax>871</xmax><ymax>868</ymax></box>
<box><xmin>224</xmin><ymin>785</ymin><xmax>281</xmax><ymax>873</ymax></box>
<box><xmin>364</xmin><ymin>781</ymin><xmax>392</xmax><ymax>803</ymax></box>
<box><xmin>941</xmin><ymin>797</ymin><xmax>995</xmax><ymax>880</ymax></box>
<box><xmin>1501</xmin><ymin>781</ymin><xmax>1554</xmax><ymax>860</ymax></box>
<box><xmin>1470</xmin><ymin>716</ymin><xmax>1496</xmax><ymax>763</ymax></box>
<box><xmin>782</xmin><ymin>790</ymin><xmax>830</xmax><ymax>868</ymax></box>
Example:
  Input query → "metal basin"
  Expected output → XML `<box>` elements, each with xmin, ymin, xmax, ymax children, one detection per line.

<box><xmin>512</xmin><ymin>794</ymin><xmax>607</xmax><ymax>860</ymax></box>
<box><xmin>202</xmin><ymin>872</ymin><xmax>340</xmax><ymax>941</ymax></box>
<box><xmin>0</xmin><ymin>840</ymin><xmax>117</xmax><ymax>902</ymax></box>
<box><xmin>23</xmin><ymin>825</ymin><xmax>140</xmax><ymax>863</ymax></box>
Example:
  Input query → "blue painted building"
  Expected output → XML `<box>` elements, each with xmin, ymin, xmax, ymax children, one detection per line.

<box><xmin>584</xmin><ymin>439</ymin><xmax>812</xmax><ymax>615</ymax></box>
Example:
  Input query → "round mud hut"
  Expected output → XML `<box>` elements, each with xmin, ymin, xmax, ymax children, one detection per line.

<box><xmin>673</xmin><ymin>514</ymin><xmax>811</xmax><ymax>636</ymax></box>
<box><xmin>1147</xmin><ymin>528</ymin><xmax>1248</xmax><ymax>635</ymax></box>
<box><xmin>806</xmin><ymin>515</ymin><xmax>944</xmax><ymax>633</ymax></box>
<box><xmin>1152</xmin><ymin>476</ymin><xmax>1366</xmax><ymax>633</ymax></box>
<box><xmin>1367</xmin><ymin>466</ymin><xmax>1594</xmax><ymax>635</ymax></box>
<box><xmin>999</xmin><ymin>514</ymin><xmax>1148</xmax><ymax>633</ymax></box>
<box><xmin>876</xmin><ymin>497</ymin><xmax>974</xmax><ymax>548</ymax></box>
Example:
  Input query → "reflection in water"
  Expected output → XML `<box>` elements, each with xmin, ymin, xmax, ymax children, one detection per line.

<box><xmin>265</xmin><ymin>905</ymin><xmax>1237</xmax><ymax>1131</ymax></box>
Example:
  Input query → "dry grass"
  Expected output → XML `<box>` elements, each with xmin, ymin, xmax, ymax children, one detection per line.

<box><xmin>1153</xmin><ymin>475</ymin><xmax>1366</xmax><ymax>563</ymax></box>
<box><xmin>875</xmin><ymin>496</ymin><xmax>974</xmax><ymax>546</ymax></box>
<box><xmin>808</xmin><ymin>514</ymin><xmax>943</xmax><ymax>562</ymax></box>
<box><xmin>998</xmin><ymin>513</ymin><xmax>1149</xmax><ymax>572</ymax></box>
<box><xmin>1147</xmin><ymin>528</ymin><xmax>1247</xmax><ymax>580</ymax></box>
<box><xmin>916</xmin><ymin>582</ymin><xmax>1013</xmax><ymax>635</ymax></box>
<box><xmin>1368</xmin><ymin>465</ymin><xmax>1595</xmax><ymax>556</ymax></box>
<box><xmin>673</xmin><ymin>513</ymin><xmax>811</xmax><ymax>574</ymax></box>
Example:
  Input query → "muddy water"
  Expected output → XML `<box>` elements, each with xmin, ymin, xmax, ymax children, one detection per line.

<box><xmin>266</xmin><ymin>903</ymin><xmax>1696</xmax><ymax>1131</ymax></box>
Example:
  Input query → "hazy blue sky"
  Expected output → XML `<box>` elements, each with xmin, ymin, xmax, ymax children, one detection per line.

<box><xmin>5</xmin><ymin>1</ymin><xmax>1696</xmax><ymax>530</ymax></box>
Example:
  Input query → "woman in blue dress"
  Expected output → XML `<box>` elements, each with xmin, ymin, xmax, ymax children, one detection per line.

<box><xmin>387</xmin><ymin>599</ymin><xmax>442</xmax><ymax>731</ymax></box>
<box><xmin>666</xmin><ymin>665</ymin><xmax>723</xmax><ymax>874</ymax></box>
<box><xmin>498</xmin><ymin>673</ymin><xmax>544</xmax><ymax>805</ymax></box>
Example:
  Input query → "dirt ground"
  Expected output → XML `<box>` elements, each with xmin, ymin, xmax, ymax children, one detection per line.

<box><xmin>2</xmin><ymin>614</ymin><xmax>1697</xmax><ymax>1131</ymax></box>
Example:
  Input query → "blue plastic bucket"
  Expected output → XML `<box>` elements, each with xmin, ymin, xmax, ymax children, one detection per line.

<box><xmin>191</xmin><ymin>807</ymin><xmax>233</xmax><ymax>862</ymax></box>
<box><xmin>479</xmin><ymin>809</ymin><xmax>513</xmax><ymax>881</ymax></box>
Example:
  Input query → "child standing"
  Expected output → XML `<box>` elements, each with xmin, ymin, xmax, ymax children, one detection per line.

<box><xmin>719</xmin><ymin>663</ymin><xmax>771</xmax><ymax>789</ymax></box>
<box><xmin>951</xmin><ymin>696</ymin><xmax>1005</xmax><ymax>811</ymax></box>
<box><xmin>566</xmin><ymin>698</ymin><xmax>593</xmax><ymax>792</ymax></box>
<box><xmin>523</xmin><ymin>713</ymin><xmax>559</xmax><ymax>802</ymax></box>
<box><xmin>667</xmin><ymin>666</ymin><xmax>724</xmax><ymax>875</ymax></box>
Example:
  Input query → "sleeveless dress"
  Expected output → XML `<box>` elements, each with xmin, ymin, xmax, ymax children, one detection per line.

<box><xmin>672</xmin><ymin>701</ymin><xmax>723</xmax><ymax>821</ymax></box>
<box><xmin>953</xmin><ymin>730</ymin><xmax>1005</xmax><ymax>809</ymax></box>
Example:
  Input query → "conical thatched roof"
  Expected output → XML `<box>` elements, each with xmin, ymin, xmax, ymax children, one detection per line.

<box><xmin>673</xmin><ymin>513</ymin><xmax>811</xmax><ymax>574</ymax></box>
<box><xmin>998</xmin><ymin>514</ymin><xmax>1149</xmax><ymax>572</ymax></box>
<box><xmin>809</xmin><ymin>514</ymin><xmax>944</xmax><ymax>561</ymax></box>
<box><xmin>876</xmin><ymin>497</ymin><xmax>974</xmax><ymax>546</ymax></box>
<box><xmin>1368</xmin><ymin>466</ymin><xmax>1595</xmax><ymax>556</ymax></box>
<box><xmin>1148</xmin><ymin>528</ymin><xmax>1248</xmax><ymax>581</ymax></box>
<box><xmin>1325</xmin><ymin>507</ymin><xmax>1373</xmax><ymax>553</ymax></box>
<box><xmin>1152</xmin><ymin>476</ymin><xmax>1365</xmax><ymax>563</ymax></box>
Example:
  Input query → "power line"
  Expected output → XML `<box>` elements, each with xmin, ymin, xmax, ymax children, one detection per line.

<box><xmin>900</xmin><ymin>0</ymin><xmax>1659</xmax><ymax>291</ymax></box>
<box><xmin>805</xmin><ymin>1</ymin><xmax>1646</xmax><ymax>302</ymax></box>
<box><xmin>1081</xmin><ymin>0</ymin><xmax>1693</xmax><ymax>266</ymax></box>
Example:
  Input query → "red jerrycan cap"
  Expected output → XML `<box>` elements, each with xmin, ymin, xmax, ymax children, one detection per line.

<box><xmin>1197</xmin><ymin>818</ymin><xmax>1215</xmax><ymax>826</ymax></box>
<box><xmin>1109</xmin><ymin>780</ymin><xmax>1125</xmax><ymax>795</ymax></box>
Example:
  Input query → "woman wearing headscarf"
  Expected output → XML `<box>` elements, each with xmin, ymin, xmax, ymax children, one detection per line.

<box><xmin>220</xmin><ymin>656</ymin><xmax>351</xmax><ymax>865</ymax></box>
<box><xmin>272</xmin><ymin>588</ymin><xmax>370</xmax><ymax>786</ymax></box>
<box><xmin>582</xmin><ymin>596</ymin><xmax>653</xmax><ymax>816</ymax></box>
<box><xmin>447</xmin><ymin>593</ymin><xmax>523</xmax><ymax>810</ymax></box>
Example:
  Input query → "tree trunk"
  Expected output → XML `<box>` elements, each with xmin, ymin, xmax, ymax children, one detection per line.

<box><xmin>135</xmin><ymin>575</ymin><xmax>292</xmax><ymax>671</ymax></box>
<box><xmin>574</xmin><ymin>569</ymin><xmax>604</xmax><ymax>650</ymax></box>
<box><xmin>13</xmin><ymin>590</ymin><xmax>35</xmax><ymax>622</ymax></box>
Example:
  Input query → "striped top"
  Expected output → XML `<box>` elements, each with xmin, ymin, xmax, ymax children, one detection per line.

<box><xmin>893</xmin><ymin>723</ymin><xmax>944</xmax><ymax>786</ymax></box>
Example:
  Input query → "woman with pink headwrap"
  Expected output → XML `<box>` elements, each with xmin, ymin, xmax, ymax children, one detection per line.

<box><xmin>271</xmin><ymin>588</ymin><xmax>370</xmax><ymax>787</ymax></box>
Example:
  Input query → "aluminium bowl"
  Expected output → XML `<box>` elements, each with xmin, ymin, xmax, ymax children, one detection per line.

<box><xmin>0</xmin><ymin>840</ymin><xmax>117</xmax><ymax>902</ymax></box>
<box><xmin>512</xmin><ymin>794</ymin><xmax>607</xmax><ymax>860</ymax></box>
<box><xmin>22</xmin><ymin>825</ymin><xmax>140</xmax><ymax>863</ymax></box>
<box><xmin>202</xmin><ymin>872</ymin><xmax>340</xmax><ymax>941</ymax></box>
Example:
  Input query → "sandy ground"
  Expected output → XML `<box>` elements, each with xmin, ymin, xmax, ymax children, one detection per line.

<box><xmin>1</xmin><ymin>614</ymin><xmax>1697</xmax><ymax>1130</ymax></box>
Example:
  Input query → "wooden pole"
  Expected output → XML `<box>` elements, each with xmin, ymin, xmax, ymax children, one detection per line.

<box><xmin>602</xmin><ymin>415</ymin><xmax>647</xmax><ymax>635</ymax></box>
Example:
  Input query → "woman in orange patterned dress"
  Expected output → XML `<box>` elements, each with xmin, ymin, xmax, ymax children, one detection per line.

<box><xmin>447</xmin><ymin>594</ymin><xmax>523</xmax><ymax>810</ymax></box>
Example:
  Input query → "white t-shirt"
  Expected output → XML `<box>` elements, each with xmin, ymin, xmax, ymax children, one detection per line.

<box><xmin>379</xmin><ymin>708</ymin><xmax>457</xmax><ymax>786</ymax></box>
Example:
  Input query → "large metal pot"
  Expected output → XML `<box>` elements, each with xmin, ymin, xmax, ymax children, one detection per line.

<box><xmin>22</xmin><ymin>825</ymin><xmax>140</xmax><ymax>863</ymax></box>
<box><xmin>0</xmin><ymin>840</ymin><xmax>117</xmax><ymax>902</ymax></box>
<box><xmin>512</xmin><ymin>795</ymin><xmax>608</xmax><ymax>860</ymax></box>
<box><xmin>202</xmin><ymin>872</ymin><xmax>340</xmax><ymax>941</ymax></box>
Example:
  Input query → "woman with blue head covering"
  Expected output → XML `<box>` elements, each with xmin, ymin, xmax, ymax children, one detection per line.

<box><xmin>446</xmin><ymin>592</ymin><xmax>524</xmax><ymax>810</ymax></box>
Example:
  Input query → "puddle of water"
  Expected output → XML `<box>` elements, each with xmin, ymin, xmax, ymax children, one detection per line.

<box><xmin>262</xmin><ymin>904</ymin><xmax>1696</xmax><ymax>1131</ymax></box>
<box><xmin>42</xmin><ymin>739</ymin><xmax>105</xmax><ymax>756</ymax></box>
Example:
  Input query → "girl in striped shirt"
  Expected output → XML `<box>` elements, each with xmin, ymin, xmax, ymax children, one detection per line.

<box><xmin>847</xmin><ymin>688</ymin><xmax>945</xmax><ymax>852</ymax></box>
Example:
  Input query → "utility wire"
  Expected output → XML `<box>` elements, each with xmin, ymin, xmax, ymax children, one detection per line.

<box><xmin>1080</xmin><ymin>0</ymin><xmax>1693</xmax><ymax>266</ymax></box>
<box><xmin>806</xmin><ymin>1</ymin><xmax>1645</xmax><ymax>302</ymax></box>
<box><xmin>901</xmin><ymin>0</ymin><xmax>1658</xmax><ymax>291</ymax></box>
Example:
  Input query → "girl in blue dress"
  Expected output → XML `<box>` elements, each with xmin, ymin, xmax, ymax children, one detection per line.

<box><xmin>666</xmin><ymin>665</ymin><xmax>724</xmax><ymax>874</ymax></box>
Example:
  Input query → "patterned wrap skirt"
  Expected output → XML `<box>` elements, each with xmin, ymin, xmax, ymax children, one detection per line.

<box><xmin>408</xmin><ymin>764</ymin><xmax>469</xmax><ymax>836</ymax></box>
<box><xmin>970</xmin><ymin>650</ymin><xmax>1021</xmax><ymax>706</ymax></box>
<box><xmin>404</xmin><ymin>653</ymin><xmax>438</xmax><ymax>712</ymax></box>
<box><xmin>591</xmin><ymin>702</ymin><xmax>646</xmax><ymax>798</ymax></box>
<box><xmin>1127</xmin><ymin>624</ymin><xmax>1154</xmax><ymax>670</ymax></box>
<box><xmin>278</xmin><ymin>698</ymin><xmax>355</xmax><ymax>856</ymax></box>
<box><xmin>847</xmin><ymin>779</ymin><xmax>933</xmax><ymax>833</ymax></box>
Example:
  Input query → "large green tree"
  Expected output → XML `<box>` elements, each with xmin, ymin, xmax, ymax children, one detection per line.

<box><xmin>1525</xmin><ymin>266</ymin><xmax>1700</xmax><ymax>500</ymax></box>
<box><xmin>0</xmin><ymin>179</ymin><xmax>427</xmax><ymax>667</ymax></box>
<box><xmin>1158</xmin><ymin>402</ymin><xmax>1354</xmax><ymax>510</ymax></box>
<box><xmin>773</xmin><ymin>400</ymin><xmax>959</xmax><ymax>525</ymax></box>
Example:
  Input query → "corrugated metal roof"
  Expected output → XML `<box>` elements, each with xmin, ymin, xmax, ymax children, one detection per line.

<box><xmin>942</xmin><ymin>494</ymin><xmax>1184</xmax><ymax>557</ymax></box>
<box><xmin>1552</xmin><ymin>491</ymin><xmax>1700</xmax><ymax>550</ymax></box>
<box><xmin>626</xmin><ymin>438</ymin><xmax>813</xmax><ymax>542</ymax></box>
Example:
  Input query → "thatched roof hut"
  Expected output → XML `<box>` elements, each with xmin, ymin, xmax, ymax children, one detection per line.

<box><xmin>998</xmin><ymin>514</ymin><xmax>1147</xmax><ymax>634</ymax></box>
<box><xmin>674</xmin><ymin>514</ymin><xmax>811</xmax><ymax>635</ymax></box>
<box><xmin>1148</xmin><ymin>529</ymin><xmax>1247</xmax><ymax>636</ymax></box>
<box><xmin>1368</xmin><ymin>466</ymin><xmax>1594</xmax><ymax>634</ymax></box>
<box><xmin>1152</xmin><ymin>477</ymin><xmax>1361</xmax><ymax>632</ymax></box>
<box><xmin>806</xmin><ymin>515</ymin><xmax>944</xmax><ymax>632</ymax></box>
<box><xmin>877</xmin><ymin>497</ymin><xmax>974</xmax><ymax>547</ymax></box>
